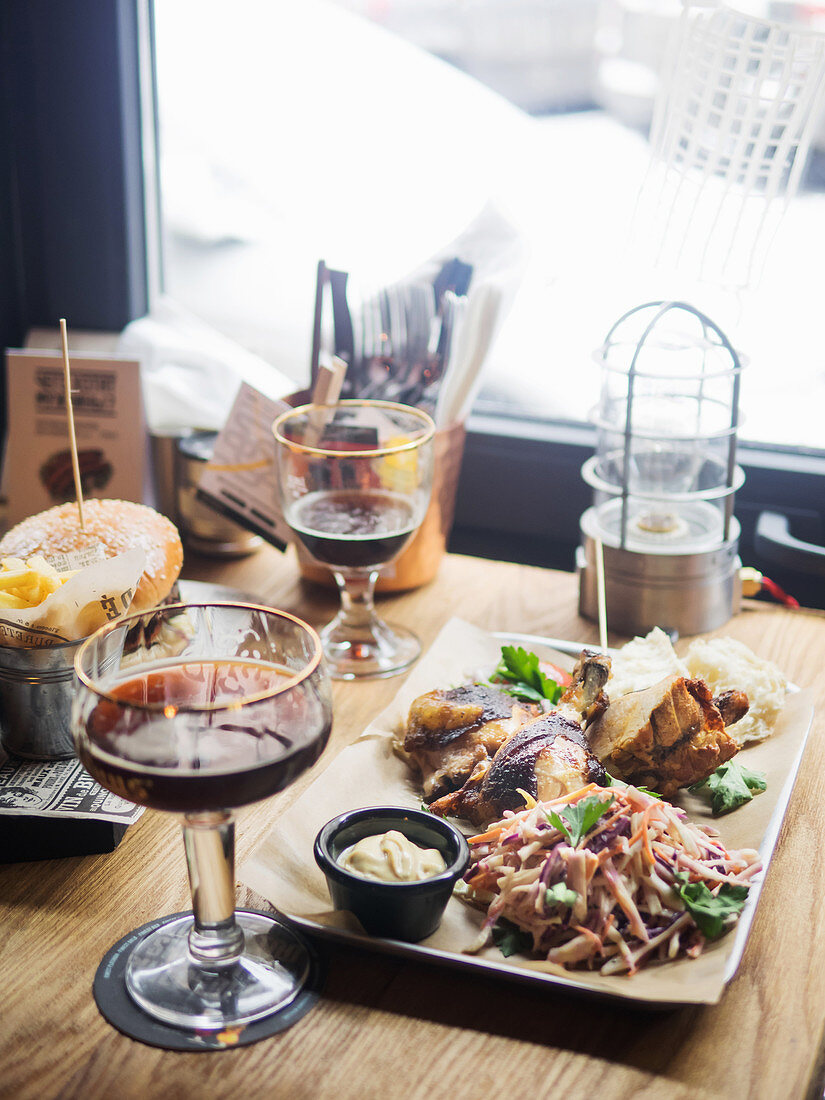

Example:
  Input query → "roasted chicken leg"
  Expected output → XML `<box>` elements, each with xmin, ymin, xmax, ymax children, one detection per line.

<box><xmin>586</xmin><ymin>675</ymin><xmax>744</xmax><ymax>797</ymax></box>
<box><xmin>427</xmin><ymin>651</ymin><xmax>611</xmax><ymax>826</ymax></box>
<box><xmin>428</xmin><ymin>710</ymin><xmax>606</xmax><ymax>825</ymax></box>
<box><xmin>404</xmin><ymin>684</ymin><xmax>538</xmax><ymax>801</ymax></box>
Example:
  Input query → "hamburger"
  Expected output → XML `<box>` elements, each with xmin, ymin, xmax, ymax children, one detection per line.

<box><xmin>0</xmin><ymin>499</ymin><xmax>183</xmax><ymax>613</ymax></box>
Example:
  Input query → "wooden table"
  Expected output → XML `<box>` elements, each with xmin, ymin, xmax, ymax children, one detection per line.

<box><xmin>4</xmin><ymin>547</ymin><xmax>825</xmax><ymax>1100</ymax></box>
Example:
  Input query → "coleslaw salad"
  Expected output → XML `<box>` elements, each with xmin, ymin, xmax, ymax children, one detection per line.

<box><xmin>463</xmin><ymin>783</ymin><xmax>762</xmax><ymax>975</ymax></box>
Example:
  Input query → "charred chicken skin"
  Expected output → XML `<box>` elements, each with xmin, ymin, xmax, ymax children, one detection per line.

<box><xmin>405</xmin><ymin>647</ymin><xmax>749</xmax><ymax>825</ymax></box>
<box><xmin>586</xmin><ymin>675</ymin><xmax>745</xmax><ymax>798</ymax></box>
<box><xmin>404</xmin><ymin>684</ymin><xmax>538</xmax><ymax>802</ymax></box>
<box><xmin>426</xmin><ymin>652</ymin><xmax>611</xmax><ymax>826</ymax></box>
<box><xmin>428</xmin><ymin>710</ymin><xmax>606</xmax><ymax>825</ymax></box>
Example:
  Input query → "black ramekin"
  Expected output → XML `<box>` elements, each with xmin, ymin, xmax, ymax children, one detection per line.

<box><xmin>314</xmin><ymin>806</ymin><xmax>470</xmax><ymax>942</ymax></box>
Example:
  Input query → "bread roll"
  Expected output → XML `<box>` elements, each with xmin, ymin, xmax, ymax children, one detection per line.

<box><xmin>0</xmin><ymin>499</ymin><xmax>183</xmax><ymax>613</ymax></box>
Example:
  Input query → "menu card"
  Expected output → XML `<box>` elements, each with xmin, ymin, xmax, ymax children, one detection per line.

<box><xmin>195</xmin><ymin>381</ymin><xmax>293</xmax><ymax>549</ymax></box>
<box><xmin>3</xmin><ymin>349</ymin><xmax>145</xmax><ymax>526</ymax></box>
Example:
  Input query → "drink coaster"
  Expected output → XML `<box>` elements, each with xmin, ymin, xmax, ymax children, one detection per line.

<box><xmin>93</xmin><ymin>910</ymin><xmax>323</xmax><ymax>1051</ymax></box>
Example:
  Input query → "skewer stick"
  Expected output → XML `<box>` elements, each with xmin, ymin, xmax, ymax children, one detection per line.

<box><xmin>59</xmin><ymin>318</ymin><xmax>85</xmax><ymax>530</ymax></box>
<box><xmin>306</xmin><ymin>355</ymin><xmax>347</xmax><ymax>446</ymax></box>
<box><xmin>595</xmin><ymin>536</ymin><xmax>608</xmax><ymax>651</ymax></box>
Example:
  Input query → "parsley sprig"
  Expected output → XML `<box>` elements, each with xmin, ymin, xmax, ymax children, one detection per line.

<box><xmin>491</xmin><ymin>919</ymin><xmax>533</xmax><ymax>957</ymax></box>
<box><xmin>545</xmin><ymin>793</ymin><xmax>615</xmax><ymax>848</ymax></box>
<box><xmin>688</xmin><ymin>760</ymin><xmax>767</xmax><ymax>816</ymax></box>
<box><xmin>673</xmin><ymin>872</ymin><xmax>749</xmax><ymax>938</ymax></box>
<box><xmin>604</xmin><ymin>771</ymin><xmax>660</xmax><ymax>799</ymax></box>
<box><xmin>492</xmin><ymin>645</ymin><xmax>564</xmax><ymax>705</ymax></box>
<box><xmin>545</xmin><ymin>882</ymin><xmax>579</xmax><ymax>908</ymax></box>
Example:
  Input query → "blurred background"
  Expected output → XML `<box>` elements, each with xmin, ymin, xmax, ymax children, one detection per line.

<box><xmin>155</xmin><ymin>0</ymin><xmax>825</xmax><ymax>449</ymax></box>
<box><xmin>3</xmin><ymin>0</ymin><xmax>825</xmax><ymax>606</ymax></box>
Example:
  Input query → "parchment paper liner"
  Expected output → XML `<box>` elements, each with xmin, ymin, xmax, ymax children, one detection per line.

<box><xmin>0</xmin><ymin>548</ymin><xmax>146</xmax><ymax>646</ymax></box>
<box><xmin>240</xmin><ymin>618</ymin><xmax>813</xmax><ymax>1006</ymax></box>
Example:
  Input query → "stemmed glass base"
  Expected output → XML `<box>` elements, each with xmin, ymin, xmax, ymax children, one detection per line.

<box><xmin>125</xmin><ymin>911</ymin><xmax>311</xmax><ymax>1031</ymax></box>
<box><xmin>74</xmin><ymin>604</ymin><xmax>332</xmax><ymax>1038</ymax></box>
<box><xmin>322</xmin><ymin>569</ymin><xmax>421</xmax><ymax>679</ymax></box>
<box><xmin>123</xmin><ymin>811</ymin><xmax>316</xmax><ymax>1032</ymax></box>
<box><xmin>320</xmin><ymin>617</ymin><xmax>421</xmax><ymax>680</ymax></box>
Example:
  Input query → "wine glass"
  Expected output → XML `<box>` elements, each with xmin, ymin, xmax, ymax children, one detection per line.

<box><xmin>273</xmin><ymin>400</ymin><xmax>435</xmax><ymax>680</ymax></box>
<box><xmin>72</xmin><ymin>602</ymin><xmax>333</xmax><ymax>1032</ymax></box>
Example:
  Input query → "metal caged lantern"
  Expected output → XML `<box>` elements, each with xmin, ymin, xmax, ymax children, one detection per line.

<box><xmin>578</xmin><ymin>300</ymin><xmax>745</xmax><ymax>637</ymax></box>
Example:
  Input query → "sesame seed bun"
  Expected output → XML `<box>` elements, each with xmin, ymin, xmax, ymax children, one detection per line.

<box><xmin>0</xmin><ymin>499</ymin><xmax>183</xmax><ymax>613</ymax></box>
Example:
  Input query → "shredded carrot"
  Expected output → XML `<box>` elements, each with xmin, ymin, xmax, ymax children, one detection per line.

<box><xmin>516</xmin><ymin>787</ymin><xmax>537</xmax><ymax>810</ymax></box>
<box><xmin>462</xmin><ymin>784</ymin><xmax>761</xmax><ymax>976</ymax></box>
<box><xmin>628</xmin><ymin>803</ymin><xmax>658</xmax><ymax>866</ymax></box>
<box><xmin>468</xmin><ymin>822</ymin><xmax>513</xmax><ymax>845</ymax></box>
<box><xmin>596</xmin><ymin>838</ymin><xmax>626</xmax><ymax>867</ymax></box>
<box><xmin>543</xmin><ymin>782</ymin><xmax>599</xmax><ymax>808</ymax></box>
<box><xmin>573</xmin><ymin>924</ymin><xmax>605</xmax><ymax>955</ymax></box>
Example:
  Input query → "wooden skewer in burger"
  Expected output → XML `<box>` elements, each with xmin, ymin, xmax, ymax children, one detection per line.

<box><xmin>59</xmin><ymin>318</ymin><xmax>85</xmax><ymax>531</ymax></box>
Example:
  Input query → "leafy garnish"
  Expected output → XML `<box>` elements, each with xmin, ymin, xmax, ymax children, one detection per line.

<box><xmin>491</xmin><ymin>919</ymin><xmax>533</xmax><ymax>958</ymax></box>
<box><xmin>688</xmin><ymin>760</ymin><xmax>767</xmax><ymax>816</ymax></box>
<box><xmin>604</xmin><ymin>771</ymin><xmax>660</xmax><ymax>799</ymax></box>
<box><xmin>492</xmin><ymin>645</ymin><xmax>564</xmax><ymax>705</ymax></box>
<box><xmin>634</xmin><ymin>784</ymin><xmax>661</xmax><ymax>799</ymax></box>
<box><xmin>546</xmin><ymin>883</ymin><xmax>579</xmax><ymax>908</ymax></box>
<box><xmin>673</xmin><ymin>872</ymin><xmax>749</xmax><ymax>938</ymax></box>
<box><xmin>546</xmin><ymin>793</ymin><xmax>615</xmax><ymax>848</ymax></box>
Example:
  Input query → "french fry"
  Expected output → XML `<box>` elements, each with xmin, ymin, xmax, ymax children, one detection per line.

<box><xmin>0</xmin><ymin>592</ymin><xmax>29</xmax><ymax>609</ymax></box>
<box><xmin>0</xmin><ymin>570</ymin><xmax>39</xmax><ymax>590</ymax></box>
<box><xmin>0</xmin><ymin>555</ymin><xmax>71</xmax><ymax>608</ymax></box>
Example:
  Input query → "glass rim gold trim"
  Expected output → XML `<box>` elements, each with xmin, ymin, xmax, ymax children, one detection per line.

<box><xmin>74</xmin><ymin>601</ymin><xmax>325</xmax><ymax>713</ymax></box>
<box><xmin>272</xmin><ymin>399</ymin><xmax>436</xmax><ymax>458</ymax></box>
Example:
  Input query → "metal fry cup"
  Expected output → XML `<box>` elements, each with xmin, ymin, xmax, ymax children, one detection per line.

<box><xmin>0</xmin><ymin>639</ymin><xmax>82</xmax><ymax>760</ymax></box>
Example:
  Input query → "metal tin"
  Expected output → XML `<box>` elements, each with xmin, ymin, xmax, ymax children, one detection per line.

<box><xmin>577</xmin><ymin>508</ymin><xmax>742</xmax><ymax>637</ymax></box>
<box><xmin>0</xmin><ymin>639</ymin><xmax>82</xmax><ymax>760</ymax></box>
<box><xmin>174</xmin><ymin>432</ymin><xmax>263</xmax><ymax>558</ymax></box>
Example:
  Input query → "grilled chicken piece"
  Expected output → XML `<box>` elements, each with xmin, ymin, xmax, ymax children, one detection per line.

<box><xmin>586</xmin><ymin>675</ymin><xmax>742</xmax><ymax>798</ymax></box>
<box><xmin>404</xmin><ymin>684</ymin><xmax>538</xmax><ymax>802</ymax></box>
<box><xmin>714</xmin><ymin>689</ymin><xmax>750</xmax><ymax>728</ymax></box>
<box><xmin>429</xmin><ymin>710</ymin><xmax>606</xmax><ymax>826</ymax></box>
<box><xmin>557</xmin><ymin>650</ymin><xmax>612</xmax><ymax>729</ymax></box>
<box><xmin>427</xmin><ymin>651</ymin><xmax>612</xmax><ymax>826</ymax></box>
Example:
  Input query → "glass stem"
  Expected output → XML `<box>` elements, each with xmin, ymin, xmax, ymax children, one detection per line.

<box><xmin>333</xmin><ymin>569</ymin><xmax>380</xmax><ymax>630</ymax></box>
<box><xmin>182</xmin><ymin>812</ymin><xmax>244</xmax><ymax>969</ymax></box>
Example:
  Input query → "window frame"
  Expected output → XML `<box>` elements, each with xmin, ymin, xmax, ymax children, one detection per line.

<box><xmin>454</xmin><ymin>412</ymin><xmax>825</xmax><ymax>609</ymax></box>
<box><xmin>1</xmin><ymin>0</ymin><xmax>150</xmax><ymax>347</ymax></box>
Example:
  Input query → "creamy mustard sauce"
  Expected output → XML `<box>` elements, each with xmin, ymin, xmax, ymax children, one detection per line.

<box><xmin>339</xmin><ymin>829</ymin><xmax>446</xmax><ymax>883</ymax></box>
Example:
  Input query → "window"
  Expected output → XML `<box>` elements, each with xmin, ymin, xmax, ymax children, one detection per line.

<box><xmin>152</xmin><ymin>0</ymin><xmax>825</xmax><ymax>454</ymax></box>
<box><xmin>152</xmin><ymin>0</ymin><xmax>529</xmax><ymax>385</ymax></box>
<box><xmin>3</xmin><ymin>0</ymin><xmax>824</xmax><ymax>607</ymax></box>
<box><xmin>149</xmin><ymin>0</ymin><xmax>825</xmax><ymax>605</ymax></box>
